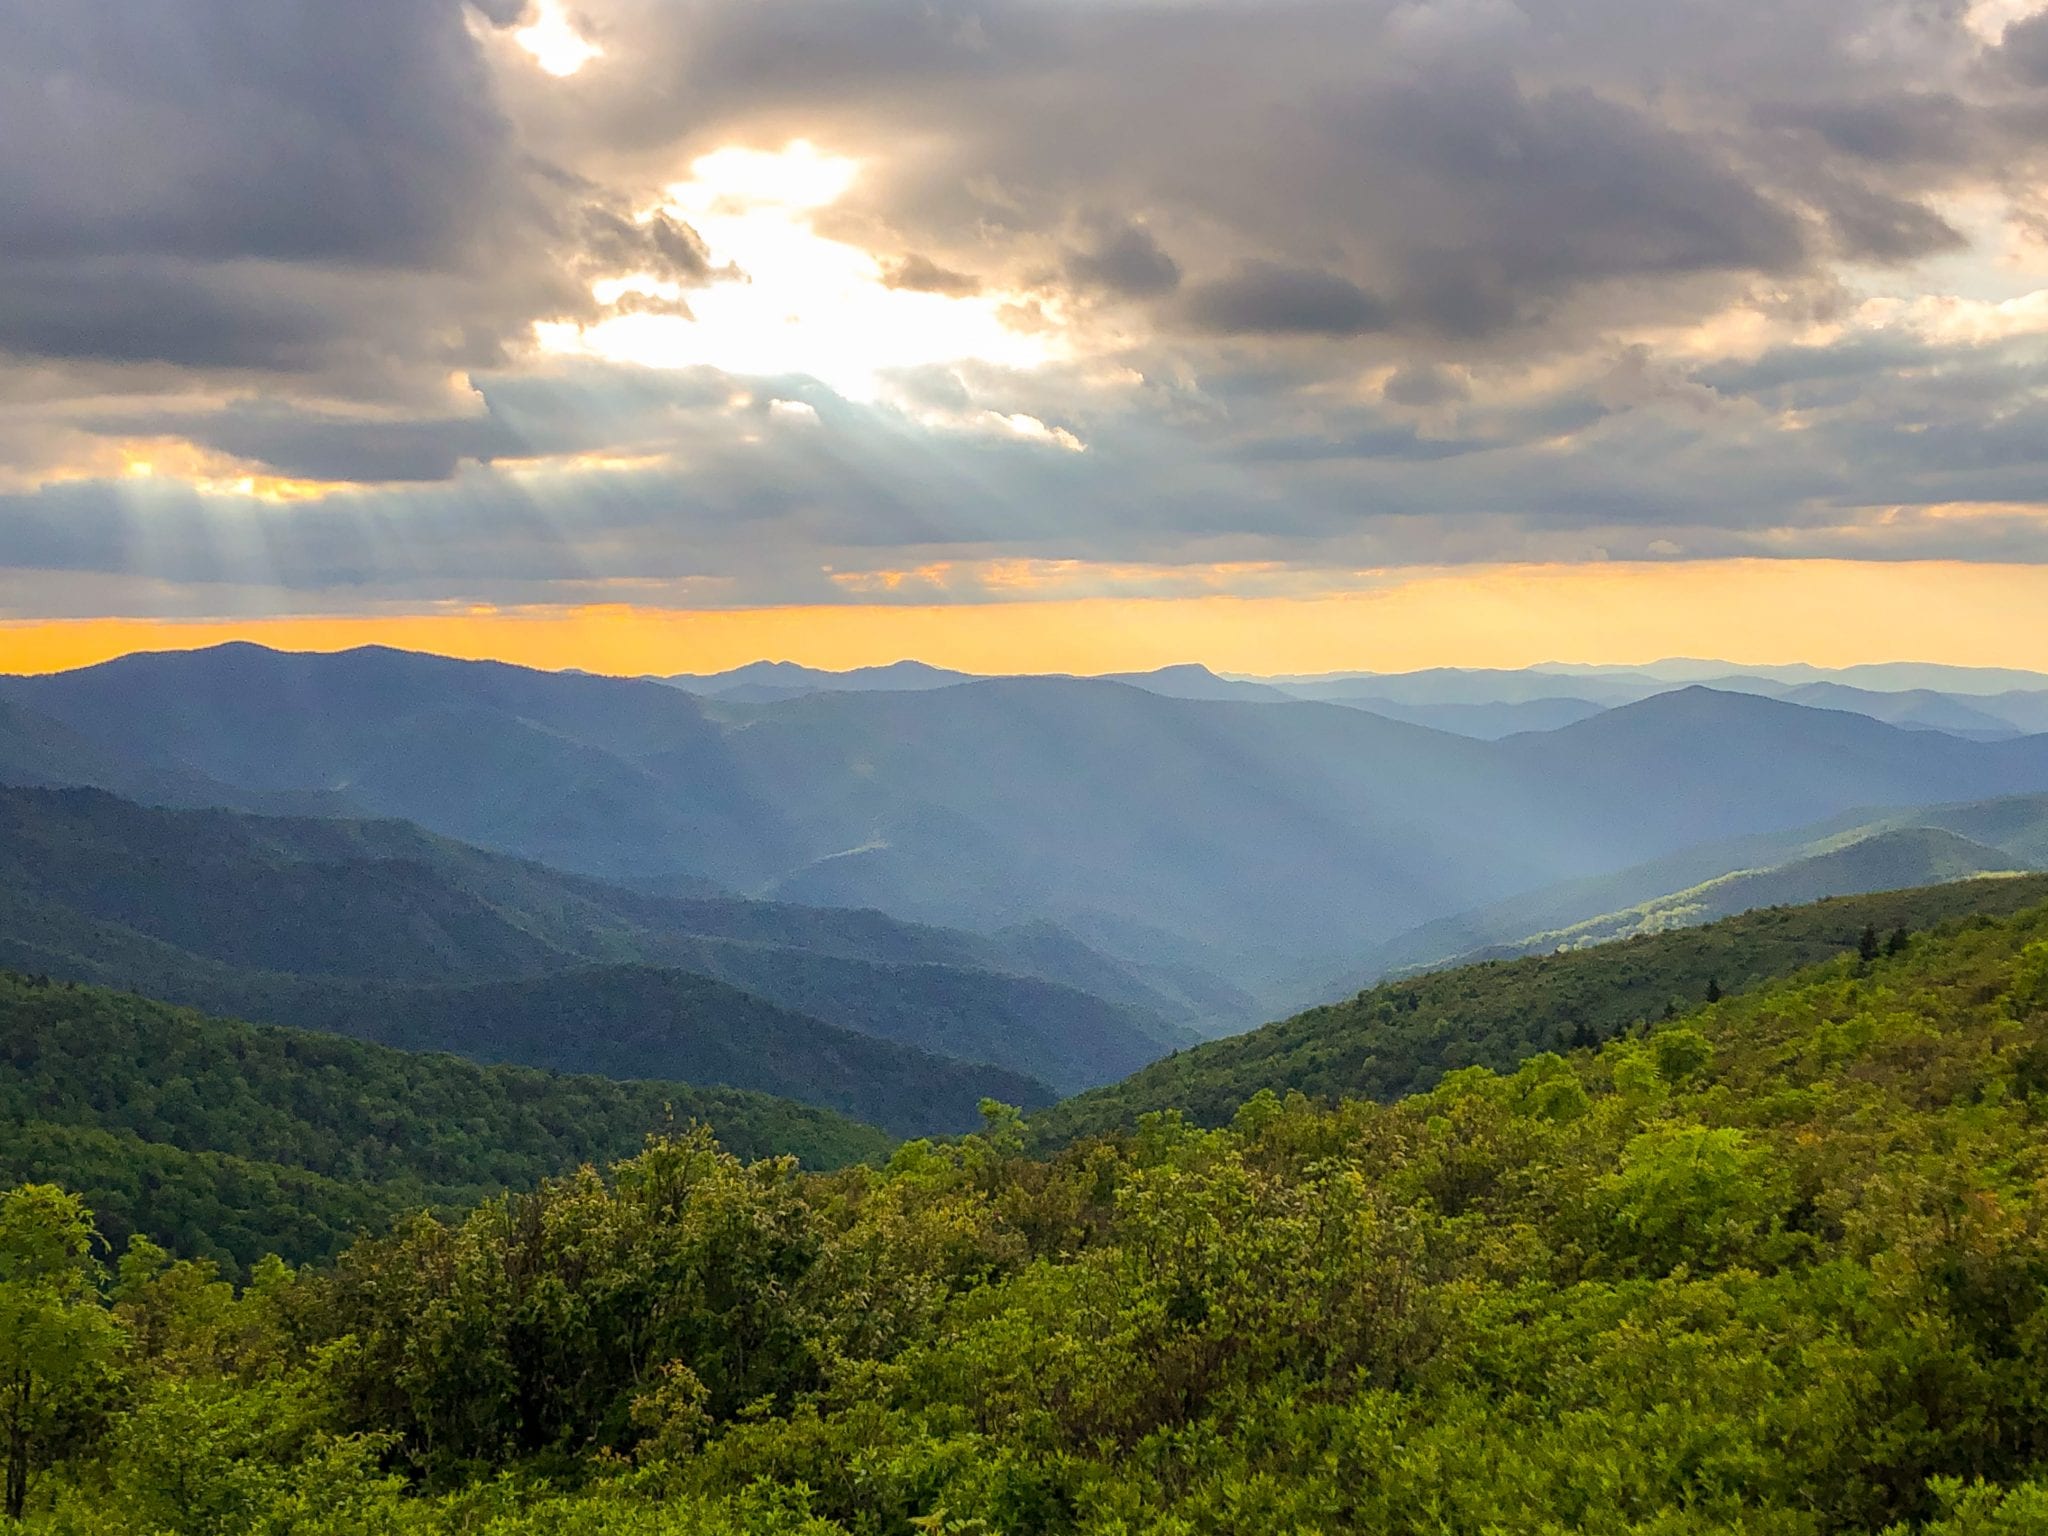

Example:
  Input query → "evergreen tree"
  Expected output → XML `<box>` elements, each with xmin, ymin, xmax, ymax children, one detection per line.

<box><xmin>1705</xmin><ymin>977</ymin><xmax>1721</xmax><ymax>1004</ymax></box>
<box><xmin>1859</xmin><ymin>924</ymin><xmax>1881</xmax><ymax>963</ymax></box>
<box><xmin>1887</xmin><ymin>926</ymin><xmax>1910</xmax><ymax>956</ymax></box>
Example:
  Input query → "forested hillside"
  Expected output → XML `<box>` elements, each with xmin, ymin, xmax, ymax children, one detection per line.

<box><xmin>229</xmin><ymin>965</ymin><xmax>1057</xmax><ymax>1130</ymax></box>
<box><xmin>1037</xmin><ymin>875</ymin><xmax>2048</xmax><ymax>1144</ymax></box>
<box><xmin>0</xmin><ymin>784</ymin><xmax>1209</xmax><ymax>1025</ymax></box>
<box><xmin>0</xmin><ymin>970</ymin><xmax>890</xmax><ymax>1270</ymax></box>
<box><xmin>10</xmin><ymin>887</ymin><xmax>2048</xmax><ymax>1531</ymax></box>
<box><xmin>0</xmin><ymin>786</ymin><xmax>1169</xmax><ymax>1105</ymax></box>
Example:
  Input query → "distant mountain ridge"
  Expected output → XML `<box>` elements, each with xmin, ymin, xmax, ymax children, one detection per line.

<box><xmin>1498</xmin><ymin>827</ymin><xmax>2029</xmax><ymax>954</ymax></box>
<box><xmin>661</xmin><ymin>654</ymin><xmax>2048</xmax><ymax>738</ymax></box>
<box><xmin>423</xmin><ymin>648</ymin><xmax>2048</xmax><ymax>739</ymax></box>
<box><xmin>1251</xmin><ymin>661</ymin><xmax>2048</xmax><ymax>736</ymax></box>
<box><xmin>1363</xmin><ymin>790</ymin><xmax>2048</xmax><ymax>981</ymax></box>
<box><xmin>9</xmin><ymin>648</ymin><xmax>2048</xmax><ymax>1011</ymax></box>
<box><xmin>1529</xmin><ymin>657</ymin><xmax>2048</xmax><ymax>694</ymax></box>
<box><xmin>664</xmin><ymin>659</ymin><xmax>976</xmax><ymax>701</ymax></box>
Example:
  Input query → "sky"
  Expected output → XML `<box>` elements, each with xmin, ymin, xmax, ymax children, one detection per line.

<box><xmin>5</xmin><ymin>0</ymin><xmax>2048</xmax><ymax>676</ymax></box>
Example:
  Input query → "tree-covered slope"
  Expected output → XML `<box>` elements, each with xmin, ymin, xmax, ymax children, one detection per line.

<box><xmin>239</xmin><ymin>965</ymin><xmax>1057</xmax><ymax>1130</ymax></box>
<box><xmin>0</xmin><ymin>786</ymin><xmax>1186</xmax><ymax>1093</ymax></box>
<box><xmin>1035</xmin><ymin>874</ymin><xmax>2048</xmax><ymax>1143</ymax></box>
<box><xmin>0</xmin><ymin>969</ymin><xmax>891</xmax><ymax>1270</ymax></box>
<box><xmin>18</xmin><ymin>887</ymin><xmax>2048</xmax><ymax>1532</ymax></box>
<box><xmin>0</xmin><ymin>698</ymin><xmax>239</xmax><ymax>809</ymax></box>
<box><xmin>0</xmin><ymin>924</ymin><xmax>1049</xmax><ymax>1138</ymax></box>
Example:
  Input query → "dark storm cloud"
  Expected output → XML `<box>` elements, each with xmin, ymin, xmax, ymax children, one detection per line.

<box><xmin>1359</xmin><ymin>75</ymin><xmax>1808</xmax><ymax>287</ymax></box>
<box><xmin>0</xmin><ymin>260</ymin><xmax>343</xmax><ymax>372</ymax></box>
<box><xmin>1811</xmin><ymin>182</ymin><xmax>1967</xmax><ymax>263</ymax></box>
<box><xmin>1185</xmin><ymin>264</ymin><xmax>1387</xmax><ymax>337</ymax></box>
<box><xmin>0</xmin><ymin>0</ymin><xmax>718</xmax><ymax>389</ymax></box>
<box><xmin>1998</xmin><ymin>12</ymin><xmax>2048</xmax><ymax>86</ymax></box>
<box><xmin>0</xmin><ymin>0</ymin><xmax>511</xmax><ymax>269</ymax></box>
<box><xmin>1752</xmin><ymin>95</ymin><xmax>1971</xmax><ymax>167</ymax></box>
<box><xmin>1064</xmin><ymin>222</ymin><xmax>1182</xmax><ymax>298</ymax></box>
<box><xmin>173</xmin><ymin>407</ymin><xmax>526</xmax><ymax>485</ymax></box>
<box><xmin>1382</xmin><ymin>364</ymin><xmax>1471</xmax><ymax>410</ymax></box>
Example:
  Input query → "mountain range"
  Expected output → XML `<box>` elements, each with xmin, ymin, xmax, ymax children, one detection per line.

<box><xmin>664</xmin><ymin>656</ymin><xmax>2048</xmax><ymax>737</ymax></box>
<box><xmin>8</xmin><ymin>644</ymin><xmax>2048</xmax><ymax>1015</ymax></box>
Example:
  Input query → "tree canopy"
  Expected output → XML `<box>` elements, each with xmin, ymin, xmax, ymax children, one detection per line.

<box><xmin>11</xmin><ymin>892</ymin><xmax>2048</xmax><ymax>1531</ymax></box>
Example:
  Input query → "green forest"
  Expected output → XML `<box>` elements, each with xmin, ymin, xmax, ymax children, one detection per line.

<box><xmin>0</xmin><ymin>971</ymin><xmax>890</xmax><ymax>1270</ymax></box>
<box><xmin>8</xmin><ymin>892</ymin><xmax>2048</xmax><ymax>1531</ymax></box>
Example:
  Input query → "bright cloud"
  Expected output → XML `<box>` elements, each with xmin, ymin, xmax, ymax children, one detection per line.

<box><xmin>515</xmin><ymin>0</ymin><xmax>602</xmax><ymax>77</ymax></box>
<box><xmin>539</xmin><ymin>142</ymin><xmax>1059</xmax><ymax>401</ymax></box>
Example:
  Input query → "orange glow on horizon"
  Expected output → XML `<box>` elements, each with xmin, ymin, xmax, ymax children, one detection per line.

<box><xmin>2</xmin><ymin>560</ymin><xmax>2046</xmax><ymax>678</ymax></box>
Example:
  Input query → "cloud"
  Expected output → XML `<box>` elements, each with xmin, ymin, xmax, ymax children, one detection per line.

<box><xmin>2</xmin><ymin>317</ymin><xmax>2046</xmax><ymax>626</ymax></box>
<box><xmin>1064</xmin><ymin>221</ymin><xmax>1181</xmax><ymax>297</ymax></box>
<box><xmin>137</xmin><ymin>405</ymin><xmax>525</xmax><ymax>485</ymax></box>
<box><xmin>0</xmin><ymin>0</ymin><xmax>732</xmax><ymax>394</ymax></box>
<box><xmin>1185</xmin><ymin>263</ymin><xmax>1387</xmax><ymax>336</ymax></box>
<box><xmin>579</xmin><ymin>208</ymin><xmax>718</xmax><ymax>285</ymax></box>
<box><xmin>1999</xmin><ymin>12</ymin><xmax>2048</xmax><ymax>86</ymax></box>
<box><xmin>7</xmin><ymin>0</ymin><xmax>2048</xmax><ymax>623</ymax></box>
<box><xmin>881</xmin><ymin>254</ymin><xmax>984</xmax><ymax>296</ymax></box>
<box><xmin>1752</xmin><ymin>94</ymin><xmax>1969</xmax><ymax>167</ymax></box>
<box><xmin>1382</xmin><ymin>364</ymin><xmax>1472</xmax><ymax>409</ymax></box>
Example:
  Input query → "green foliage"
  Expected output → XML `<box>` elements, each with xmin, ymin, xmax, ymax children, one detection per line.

<box><xmin>1036</xmin><ymin>875</ymin><xmax>2048</xmax><ymax>1143</ymax></box>
<box><xmin>20</xmin><ymin>889</ymin><xmax>2048</xmax><ymax>1532</ymax></box>
<box><xmin>2016</xmin><ymin>941</ymin><xmax>2048</xmax><ymax>1011</ymax></box>
<box><xmin>1895</xmin><ymin>1480</ymin><xmax>2048</xmax><ymax>1535</ymax></box>
<box><xmin>0</xmin><ymin>971</ymin><xmax>892</xmax><ymax>1270</ymax></box>
<box><xmin>1651</xmin><ymin>1025</ymin><xmax>1714</xmax><ymax>1082</ymax></box>
<box><xmin>0</xmin><ymin>1187</ymin><xmax>123</xmax><ymax>1520</ymax></box>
